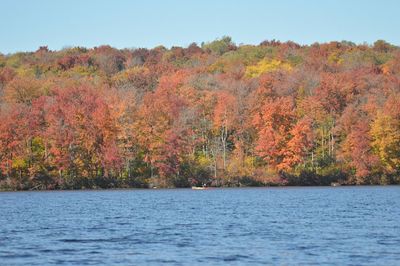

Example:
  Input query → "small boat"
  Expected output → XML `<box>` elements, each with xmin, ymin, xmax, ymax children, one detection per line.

<box><xmin>191</xmin><ymin>186</ymin><xmax>208</xmax><ymax>190</ymax></box>
<box><xmin>192</xmin><ymin>186</ymin><xmax>206</xmax><ymax>190</ymax></box>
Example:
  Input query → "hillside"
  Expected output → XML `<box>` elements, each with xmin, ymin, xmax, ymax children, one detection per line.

<box><xmin>1</xmin><ymin>37</ymin><xmax>399</xmax><ymax>189</ymax></box>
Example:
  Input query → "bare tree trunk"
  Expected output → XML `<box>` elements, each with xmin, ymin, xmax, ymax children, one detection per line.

<box><xmin>221</xmin><ymin>126</ymin><xmax>227</xmax><ymax>171</ymax></box>
<box><xmin>311</xmin><ymin>151</ymin><xmax>314</xmax><ymax>167</ymax></box>
<box><xmin>321</xmin><ymin>129</ymin><xmax>325</xmax><ymax>158</ymax></box>
<box><xmin>330</xmin><ymin>119</ymin><xmax>335</xmax><ymax>158</ymax></box>
<box><xmin>6</xmin><ymin>158</ymin><xmax>10</xmax><ymax>179</ymax></box>
<box><xmin>209</xmin><ymin>143</ymin><xmax>218</xmax><ymax>182</ymax></box>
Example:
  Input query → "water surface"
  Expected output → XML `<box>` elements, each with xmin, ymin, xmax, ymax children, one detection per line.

<box><xmin>1</xmin><ymin>186</ymin><xmax>399</xmax><ymax>265</ymax></box>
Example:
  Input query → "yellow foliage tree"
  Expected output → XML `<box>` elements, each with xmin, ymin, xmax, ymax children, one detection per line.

<box><xmin>370</xmin><ymin>112</ymin><xmax>400</xmax><ymax>174</ymax></box>
<box><xmin>245</xmin><ymin>59</ymin><xmax>292</xmax><ymax>78</ymax></box>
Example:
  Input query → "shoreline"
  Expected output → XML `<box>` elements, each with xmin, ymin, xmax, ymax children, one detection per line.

<box><xmin>1</xmin><ymin>183</ymin><xmax>398</xmax><ymax>193</ymax></box>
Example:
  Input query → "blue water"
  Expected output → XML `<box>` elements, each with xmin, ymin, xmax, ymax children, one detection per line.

<box><xmin>0</xmin><ymin>186</ymin><xmax>399</xmax><ymax>265</ymax></box>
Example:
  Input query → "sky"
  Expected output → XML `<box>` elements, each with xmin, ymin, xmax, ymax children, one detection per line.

<box><xmin>1</xmin><ymin>0</ymin><xmax>399</xmax><ymax>53</ymax></box>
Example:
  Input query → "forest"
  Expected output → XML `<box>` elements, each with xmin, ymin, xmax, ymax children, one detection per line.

<box><xmin>0</xmin><ymin>37</ymin><xmax>399</xmax><ymax>190</ymax></box>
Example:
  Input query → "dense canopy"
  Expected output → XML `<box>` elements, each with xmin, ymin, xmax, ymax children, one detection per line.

<box><xmin>1</xmin><ymin>38</ymin><xmax>399</xmax><ymax>190</ymax></box>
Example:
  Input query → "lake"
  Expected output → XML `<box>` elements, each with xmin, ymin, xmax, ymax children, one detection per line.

<box><xmin>0</xmin><ymin>186</ymin><xmax>399</xmax><ymax>265</ymax></box>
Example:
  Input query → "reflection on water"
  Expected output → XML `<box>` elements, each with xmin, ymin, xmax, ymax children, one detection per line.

<box><xmin>0</xmin><ymin>186</ymin><xmax>399</xmax><ymax>265</ymax></box>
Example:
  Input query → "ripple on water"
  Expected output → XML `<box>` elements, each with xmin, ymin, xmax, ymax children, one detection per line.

<box><xmin>0</xmin><ymin>187</ymin><xmax>399</xmax><ymax>265</ymax></box>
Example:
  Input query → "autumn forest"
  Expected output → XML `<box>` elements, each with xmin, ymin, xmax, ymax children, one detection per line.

<box><xmin>0</xmin><ymin>37</ymin><xmax>399</xmax><ymax>190</ymax></box>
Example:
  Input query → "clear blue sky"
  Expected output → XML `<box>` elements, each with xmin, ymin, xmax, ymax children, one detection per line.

<box><xmin>1</xmin><ymin>0</ymin><xmax>399</xmax><ymax>53</ymax></box>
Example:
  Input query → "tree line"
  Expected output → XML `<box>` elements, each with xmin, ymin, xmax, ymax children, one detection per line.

<box><xmin>0</xmin><ymin>37</ymin><xmax>399</xmax><ymax>190</ymax></box>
